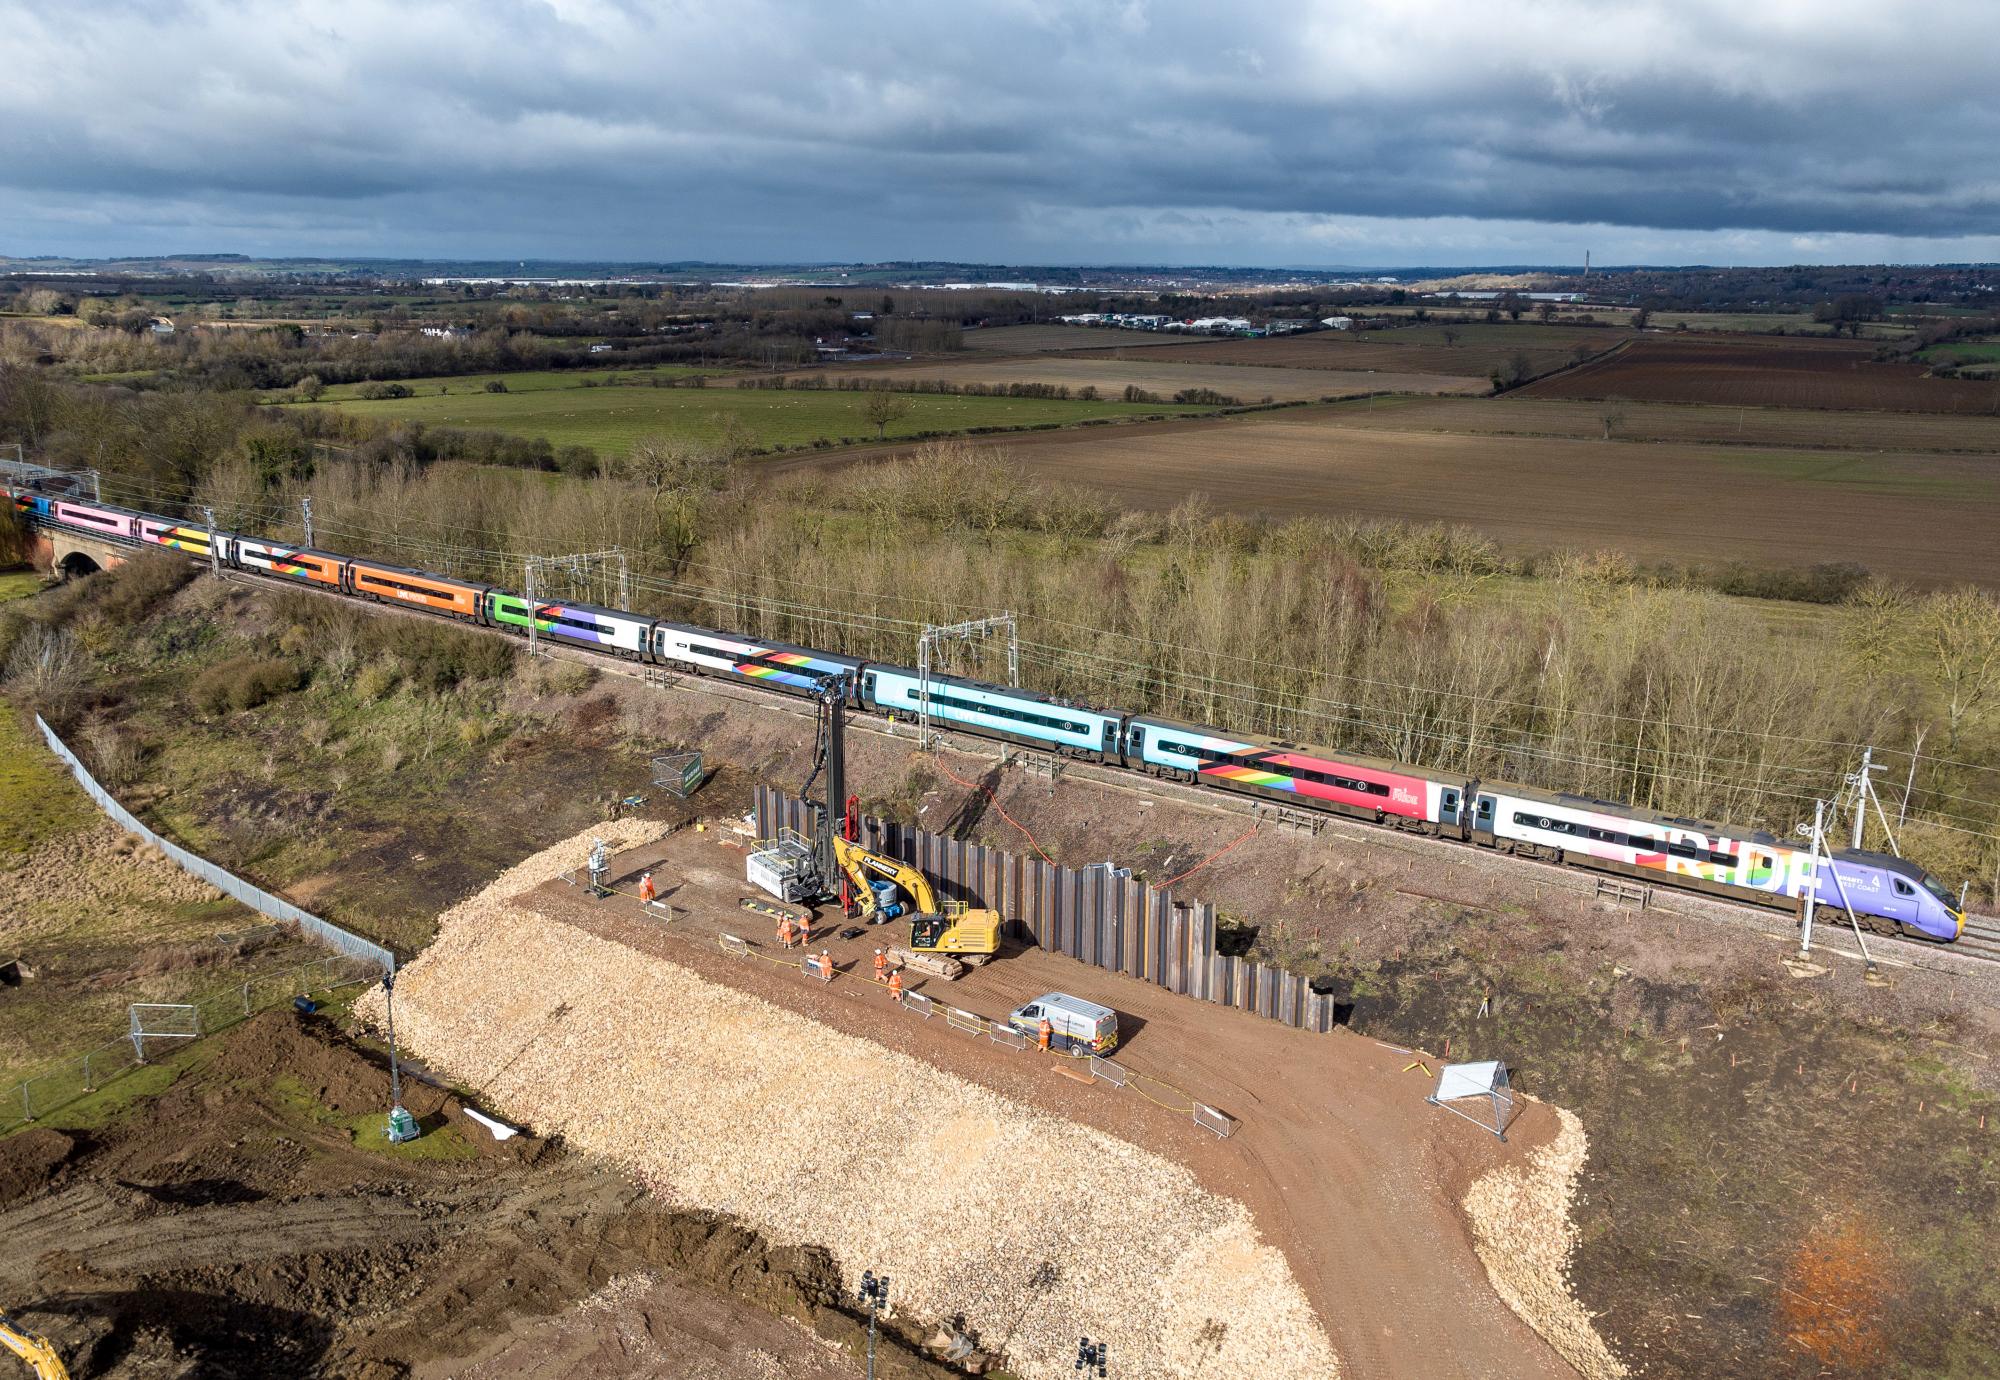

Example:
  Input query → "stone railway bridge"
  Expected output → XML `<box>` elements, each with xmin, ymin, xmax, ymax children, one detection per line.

<box><xmin>29</xmin><ymin>527</ymin><xmax>133</xmax><ymax>580</ymax></box>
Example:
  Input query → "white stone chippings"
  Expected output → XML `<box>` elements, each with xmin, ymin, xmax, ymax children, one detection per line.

<box><xmin>364</xmin><ymin>826</ymin><xmax>1342</xmax><ymax>1380</ymax></box>
<box><xmin>1462</xmin><ymin>1106</ymin><xmax>1628</xmax><ymax>1380</ymax></box>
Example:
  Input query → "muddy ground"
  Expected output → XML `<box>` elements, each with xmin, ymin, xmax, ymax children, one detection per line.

<box><xmin>0</xmin><ymin>1005</ymin><xmax>956</xmax><ymax>1380</ymax></box>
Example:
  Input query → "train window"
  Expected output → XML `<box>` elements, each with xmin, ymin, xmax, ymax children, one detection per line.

<box><xmin>902</xmin><ymin>682</ymin><xmax>1092</xmax><ymax>737</ymax></box>
<box><xmin>358</xmin><ymin>570</ymin><xmax>450</xmax><ymax>596</ymax></box>
<box><xmin>1710</xmin><ymin>851</ymin><xmax>1739</xmax><ymax>868</ymax></box>
<box><xmin>1892</xmin><ymin>878</ymin><xmax>1914</xmax><ymax>897</ymax></box>
<box><xmin>1476</xmin><ymin>798</ymin><xmax>1493</xmax><ymax>817</ymax></box>
<box><xmin>1666</xmin><ymin>841</ymin><xmax>1700</xmax><ymax>860</ymax></box>
<box><xmin>1515</xmin><ymin>812</ymin><xmax>1575</xmax><ymax>835</ymax></box>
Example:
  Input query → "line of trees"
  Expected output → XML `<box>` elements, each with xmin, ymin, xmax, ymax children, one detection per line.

<box><xmin>111</xmin><ymin>437</ymin><xmax>2000</xmax><ymax>902</ymax></box>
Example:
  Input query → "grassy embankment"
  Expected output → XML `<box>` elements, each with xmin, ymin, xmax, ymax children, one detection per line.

<box><xmin>0</xmin><ymin>567</ymin><xmax>335</xmax><ymax>1087</ymax></box>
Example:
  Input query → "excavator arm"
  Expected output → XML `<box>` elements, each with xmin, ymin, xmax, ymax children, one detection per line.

<box><xmin>831</xmin><ymin>836</ymin><xmax>939</xmax><ymax>917</ymax></box>
<box><xmin>1</xmin><ymin>1313</ymin><xmax>68</xmax><ymax>1380</ymax></box>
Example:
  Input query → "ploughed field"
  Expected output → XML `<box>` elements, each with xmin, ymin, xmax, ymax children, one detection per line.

<box><xmin>1329</xmin><ymin>393</ymin><xmax>2000</xmax><ymax>452</ymax></box>
<box><xmin>1058</xmin><ymin>321</ymin><xmax>1638</xmax><ymax>379</ymax></box>
<box><xmin>1517</xmin><ymin>335</ymin><xmax>2000</xmax><ymax>413</ymax></box>
<box><xmin>821</xmin><ymin>404</ymin><xmax>2000</xmax><ymax>588</ymax></box>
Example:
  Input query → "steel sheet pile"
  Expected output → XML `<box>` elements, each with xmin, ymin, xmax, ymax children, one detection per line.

<box><xmin>1463</xmin><ymin>1108</ymin><xmax>1627</xmax><ymax>1380</ymax></box>
<box><xmin>365</xmin><ymin>826</ymin><xmax>1341</xmax><ymax>1380</ymax></box>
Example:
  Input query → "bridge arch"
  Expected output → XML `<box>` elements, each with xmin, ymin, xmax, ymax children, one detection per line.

<box><xmin>57</xmin><ymin>550</ymin><xmax>102</xmax><ymax>580</ymax></box>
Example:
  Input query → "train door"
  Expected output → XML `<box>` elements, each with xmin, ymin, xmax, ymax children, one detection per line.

<box><xmin>1472</xmin><ymin>793</ymin><xmax>1497</xmax><ymax>843</ymax></box>
<box><xmin>1887</xmin><ymin>875</ymin><xmax>1920</xmax><ymax>929</ymax></box>
<box><xmin>1439</xmin><ymin>786</ymin><xmax>1462</xmax><ymax>832</ymax></box>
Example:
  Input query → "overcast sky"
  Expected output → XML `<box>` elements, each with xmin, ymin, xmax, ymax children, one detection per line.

<box><xmin>5</xmin><ymin>0</ymin><xmax>1999</xmax><ymax>268</ymax></box>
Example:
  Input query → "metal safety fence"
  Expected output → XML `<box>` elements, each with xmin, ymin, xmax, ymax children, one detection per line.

<box><xmin>755</xmin><ymin>787</ymin><xmax>1349</xmax><ymax>1035</ymax></box>
<box><xmin>37</xmin><ymin>715</ymin><xmax>397</xmax><ymax>972</ymax></box>
<box><xmin>2</xmin><ymin>956</ymin><xmax>382</xmax><ymax>1133</ymax></box>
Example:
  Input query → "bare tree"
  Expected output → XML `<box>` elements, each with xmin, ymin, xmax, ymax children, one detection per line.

<box><xmin>1917</xmin><ymin>587</ymin><xmax>2000</xmax><ymax>752</ymax></box>
<box><xmin>1440</xmin><ymin>327</ymin><xmax>1461</xmax><ymax>348</ymax></box>
<box><xmin>1600</xmin><ymin>398</ymin><xmax>1628</xmax><ymax>440</ymax></box>
<box><xmin>860</xmin><ymin>389</ymin><xmax>911</xmax><ymax>439</ymax></box>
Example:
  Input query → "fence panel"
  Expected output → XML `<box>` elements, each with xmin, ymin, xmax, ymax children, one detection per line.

<box><xmin>38</xmin><ymin>717</ymin><xmax>396</xmax><ymax>973</ymax></box>
<box><xmin>752</xmin><ymin>786</ymin><xmax>1325</xmax><ymax>1037</ymax></box>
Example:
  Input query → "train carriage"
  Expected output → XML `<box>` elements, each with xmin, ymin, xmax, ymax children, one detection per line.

<box><xmin>863</xmin><ymin>665</ymin><xmax>1121</xmax><ymax>758</ymax></box>
<box><xmin>1123</xmin><ymin>715</ymin><xmax>1472</xmax><ymax>832</ymax></box>
<box><xmin>652</xmin><ymin>623</ymin><xmax>864</xmax><ymax>699</ymax></box>
<box><xmin>346</xmin><ymin>559</ymin><xmax>487</xmax><ymax>619</ymax></box>
<box><xmin>231</xmin><ymin>540</ymin><xmax>346</xmax><ymax>589</ymax></box>
<box><xmin>486</xmin><ymin>593</ymin><xmax>651</xmax><ymax>656</ymax></box>
<box><xmin>138</xmin><ymin>518</ymin><xmax>229</xmax><ymax>563</ymax></box>
<box><xmin>1472</xmin><ymin>782</ymin><xmax>1962</xmax><ymax>939</ymax></box>
<box><xmin>50</xmin><ymin>500</ymin><xmax>141</xmax><ymax>541</ymax></box>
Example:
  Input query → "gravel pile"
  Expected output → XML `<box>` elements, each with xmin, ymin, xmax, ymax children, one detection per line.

<box><xmin>1463</xmin><ymin>1107</ymin><xmax>1627</xmax><ymax>1380</ymax></box>
<box><xmin>368</xmin><ymin>826</ymin><xmax>1340</xmax><ymax>1380</ymax></box>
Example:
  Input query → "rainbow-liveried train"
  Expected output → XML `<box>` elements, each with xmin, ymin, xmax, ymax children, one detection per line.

<box><xmin>9</xmin><ymin>484</ymin><xmax>1966</xmax><ymax>942</ymax></box>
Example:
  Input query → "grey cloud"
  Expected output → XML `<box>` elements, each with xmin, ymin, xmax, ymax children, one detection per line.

<box><xmin>3</xmin><ymin>0</ymin><xmax>1999</xmax><ymax>263</ymax></box>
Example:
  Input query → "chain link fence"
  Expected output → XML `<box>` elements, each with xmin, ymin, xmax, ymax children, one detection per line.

<box><xmin>2</xmin><ymin>955</ymin><xmax>380</xmax><ymax>1133</ymax></box>
<box><xmin>36</xmin><ymin>715</ymin><xmax>397</xmax><ymax>973</ymax></box>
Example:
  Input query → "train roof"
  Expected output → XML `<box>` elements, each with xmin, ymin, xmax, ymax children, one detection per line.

<box><xmin>655</xmin><ymin>619</ymin><xmax>864</xmax><ymax>664</ymax></box>
<box><xmin>510</xmin><ymin>596</ymin><xmax>650</xmax><ymax>622</ymax></box>
<box><xmin>1128</xmin><ymin>713</ymin><xmax>1475</xmax><ymax>786</ymax></box>
<box><xmin>1484</xmin><ymin>779</ymin><xmax>1783</xmax><ymax>845</ymax></box>
<box><xmin>1835</xmin><ymin>848</ymin><xmax>1939</xmax><ymax>882</ymax></box>
<box><xmin>867</xmin><ymin>663</ymin><xmax>1118</xmax><ymax>717</ymax></box>
<box><xmin>347</xmin><ymin>556</ymin><xmax>490</xmax><ymax>588</ymax></box>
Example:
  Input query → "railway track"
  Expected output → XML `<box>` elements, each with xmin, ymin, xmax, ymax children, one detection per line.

<box><xmin>93</xmin><ymin>557</ymin><xmax>2000</xmax><ymax>983</ymax></box>
<box><xmin>1956</xmin><ymin>917</ymin><xmax>2000</xmax><ymax>963</ymax></box>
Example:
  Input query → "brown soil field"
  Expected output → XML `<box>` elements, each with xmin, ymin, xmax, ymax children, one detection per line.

<box><xmin>1063</xmin><ymin>322</ymin><xmax>1637</xmax><ymax>379</ymax></box>
<box><xmin>1334</xmin><ymin>393</ymin><xmax>2000</xmax><ymax>453</ymax></box>
<box><xmin>1517</xmin><ymin>335</ymin><xmax>2000</xmax><ymax>413</ymax></box>
<box><xmin>820</xmin><ymin>356</ymin><xmax>1486</xmax><ymax>403</ymax></box>
<box><xmin>780</xmin><ymin>407</ymin><xmax>2000</xmax><ymax>587</ymax></box>
<box><xmin>0</xmin><ymin>1005</ymin><xmax>918</xmax><ymax>1380</ymax></box>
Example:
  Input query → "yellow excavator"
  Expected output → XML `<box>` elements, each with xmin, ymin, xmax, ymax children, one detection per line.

<box><xmin>832</xmin><ymin>836</ymin><xmax>1001</xmax><ymax>980</ymax></box>
<box><xmin>1</xmin><ymin>1312</ymin><xmax>68</xmax><ymax>1380</ymax></box>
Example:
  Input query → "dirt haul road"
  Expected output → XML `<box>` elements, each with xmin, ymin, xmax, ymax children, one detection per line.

<box><xmin>502</xmin><ymin>828</ymin><xmax>1581</xmax><ymax>1380</ymax></box>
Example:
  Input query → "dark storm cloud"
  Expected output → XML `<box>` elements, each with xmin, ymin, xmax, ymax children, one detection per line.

<box><xmin>4</xmin><ymin>0</ymin><xmax>1999</xmax><ymax>263</ymax></box>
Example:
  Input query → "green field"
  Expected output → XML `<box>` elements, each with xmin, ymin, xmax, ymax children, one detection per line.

<box><xmin>1919</xmin><ymin>339</ymin><xmax>2000</xmax><ymax>364</ymax></box>
<box><xmin>1646</xmin><ymin>310</ymin><xmax>1914</xmax><ymax>339</ymax></box>
<box><xmin>266</xmin><ymin>363</ymin><xmax>731</xmax><ymax>404</ymax></box>
<box><xmin>302</xmin><ymin>377</ymin><xmax>1213</xmax><ymax>453</ymax></box>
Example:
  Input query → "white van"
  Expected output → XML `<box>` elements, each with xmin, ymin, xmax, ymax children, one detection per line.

<box><xmin>1008</xmin><ymin>993</ymin><xmax>1118</xmax><ymax>1055</ymax></box>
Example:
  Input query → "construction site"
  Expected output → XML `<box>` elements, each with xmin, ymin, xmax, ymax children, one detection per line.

<box><xmin>6</xmin><ymin>576</ymin><xmax>2000</xmax><ymax>1379</ymax></box>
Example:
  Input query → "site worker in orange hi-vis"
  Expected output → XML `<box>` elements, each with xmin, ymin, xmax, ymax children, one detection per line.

<box><xmin>1038</xmin><ymin>1018</ymin><xmax>1052</xmax><ymax>1052</ymax></box>
<box><xmin>638</xmin><ymin>872</ymin><xmax>655</xmax><ymax>904</ymax></box>
<box><xmin>778</xmin><ymin>916</ymin><xmax>795</xmax><ymax>949</ymax></box>
<box><xmin>796</xmin><ymin>913</ymin><xmax>811</xmax><ymax>945</ymax></box>
<box><xmin>873</xmin><ymin>948</ymin><xmax>888</xmax><ymax>983</ymax></box>
<box><xmin>888</xmin><ymin>970</ymin><xmax>904</xmax><ymax>1003</ymax></box>
<box><xmin>819</xmin><ymin>950</ymin><xmax>834</xmax><ymax>980</ymax></box>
